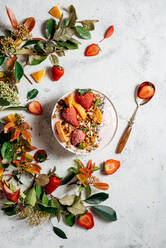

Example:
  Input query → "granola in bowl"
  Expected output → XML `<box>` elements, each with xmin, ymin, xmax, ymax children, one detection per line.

<box><xmin>51</xmin><ymin>89</ymin><xmax>118</xmax><ymax>155</ymax></box>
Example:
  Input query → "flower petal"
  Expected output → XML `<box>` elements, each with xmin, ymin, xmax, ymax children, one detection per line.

<box><xmin>21</xmin><ymin>130</ymin><xmax>32</xmax><ymax>143</ymax></box>
<box><xmin>6</xmin><ymin>6</ymin><xmax>18</xmax><ymax>29</ymax></box>
<box><xmin>93</xmin><ymin>182</ymin><xmax>109</xmax><ymax>191</ymax></box>
<box><xmin>10</xmin><ymin>129</ymin><xmax>20</xmax><ymax>141</ymax></box>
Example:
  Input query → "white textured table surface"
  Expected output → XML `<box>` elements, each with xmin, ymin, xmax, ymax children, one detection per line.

<box><xmin>0</xmin><ymin>0</ymin><xmax>165</xmax><ymax>247</ymax></box>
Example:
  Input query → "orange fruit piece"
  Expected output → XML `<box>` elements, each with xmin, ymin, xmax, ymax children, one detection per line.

<box><xmin>65</xmin><ymin>93</ymin><xmax>74</xmax><ymax>107</ymax></box>
<box><xmin>72</xmin><ymin>100</ymin><xmax>87</xmax><ymax>120</ymax></box>
<box><xmin>49</xmin><ymin>6</ymin><xmax>61</xmax><ymax>19</ymax></box>
<box><xmin>31</xmin><ymin>70</ymin><xmax>46</xmax><ymax>83</ymax></box>
<box><xmin>93</xmin><ymin>107</ymin><xmax>102</xmax><ymax>124</ymax></box>
<box><xmin>55</xmin><ymin>121</ymin><xmax>67</xmax><ymax>143</ymax></box>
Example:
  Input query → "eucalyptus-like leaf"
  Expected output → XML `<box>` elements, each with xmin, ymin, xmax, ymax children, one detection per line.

<box><xmin>58</xmin><ymin>41</ymin><xmax>78</xmax><ymax>50</ymax></box>
<box><xmin>53</xmin><ymin>226</ymin><xmax>67</xmax><ymax>239</ymax></box>
<box><xmin>80</xmin><ymin>20</ymin><xmax>99</xmax><ymax>31</ymax></box>
<box><xmin>29</xmin><ymin>55</ymin><xmax>47</xmax><ymax>65</ymax></box>
<box><xmin>3</xmin><ymin>106</ymin><xmax>27</xmax><ymax>111</ymax></box>
<box><xmin>27</xmin><ymin>89</ymin><xmax>39</xmax><ymax>100</ymax></box>
<box><xmin>35</xmin><ymin>184</ymin><xmax>42</xmax><ymax>199</ymax></box>
<box><xmin>46</xmin><ymin>19</ymin><xmax>57</xmax><ymax>39</ymax></box>
<box><xmin>85</xmin><ymin>193</ymin><xmax>109</xmax><ymax>204</ymax></box>
<box><xmin>25</xmin><ymin>187</ymin><xmax>36</xmax><ymax>207</ymax></box>
<box><xmin>22</xmin><ymin>40</ymin><xmax>39</xmax><ymax>48</ymax></box>
<box><xmin>54</xmin><ymin>26</ymin><xmax>75</xmax><ymax>42</ymax></box>
<box><xmin>67</xmin><ymin>5</ymin><xmax>77</xmax><ymax>26</ymax></box>
<box><xmin>59</xmin><ymin>195</ymin><xmax>76</xmax><ymax>206</ymax></box>
<box><xmin>75</xmin><ymin>26</ymin><xmax>91</xmax><ymax>39</ymax></box>
<box><xmin>14</xmin><ymin>61</ymin><xmax>24</xmax><ymax>81</ymax></box>
<box><xmin>42</xmin><ymin>192</ymin><xmax>49</xmax><ymax>207</ymax></box>
<box><xmin>67</xmin><ymin>199</ymin><xmax>87</xmax><ymax>215</ymax></box>
<box><xmin>0</xmin><ymin>57</ymin><xmax>5</xmax><ymax>66</ymax></box>
<box><xmin>1</xmin><ymin>142</ymin><xmax>13</xmax><ymax>160</ymax></box>
<box><xmin>38</xmin><ymin>204</ymin><xmax>57</xmax><ymax>215</ymax></box>
<box><xmin>50</xmin><ymin>54</ymin><xmax>59</xmax><ymax>65</ymax></box>
<box><xmin>2</xmin><ymin>206</ymin><xmax>17</xmax><ymax>216</ymax></box>
<box><xmin>91</xmin><ymin>205</ymin><xmax>117</xmax><ymax>221</ymax></box>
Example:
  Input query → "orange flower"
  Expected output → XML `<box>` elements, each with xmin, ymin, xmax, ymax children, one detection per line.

<box><xmin>76</xmin><ymin>160</ymin><xmax>109</xmax><ymax>190</ymax></box>
<box><xmin>4</xmin><ymin>114</ymin><xmax>32</xmax><ymax>143</ymax></box>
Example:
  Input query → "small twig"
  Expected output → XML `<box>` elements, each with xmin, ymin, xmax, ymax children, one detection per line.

<box><xmin>24</xmin><ymin>73</ymin><xmax>33</xmax><ymax>85</ymax></box>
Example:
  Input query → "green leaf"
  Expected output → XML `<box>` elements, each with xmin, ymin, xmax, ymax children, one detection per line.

<box><xmin>25</xmin><ymin>187</ymin><xmax>36</xmax><ymax>206</ymax></box>
<box><xmin>27</xmin><ymin>89</ymin><xmax>39</xmax><ymax>100</ymax></box>
<box><xmin>80</xmin><ymin>20</ymin><xmax>99</xmax><ymax>31</ymax></box>
<box><xmin>95</xmin><ymin>98</ymin><xmax>100</xmax><ymax>106</ymax></box>
<box><xmin>35</xmin><ymin>184</ymin><xmax>42</xmax><ymax>199</ymax></box>
<box><xmin>86</xmin><ymin>185</ymin><xmax>91</xmax><ymax>198</ymax></box>
<box><xmin>79</xmin><ymin>143</ymin><xmax>84</xmax><ymax>149</ymax></box>
<box><xmin>0</xmin><ymin>98</ymin><xmax>10</xmax><ymax>106</ymax></box>
<box><xmin>61</xmin><ymin>172</ymin><xmax>75</xmax><ymax>185</ymax></box>
<box><xmin>93</xmin><ymin>166</ymin><xmax>100</xmax><ymax>171</ymax></box>
<box><xmin>42</xmin><ymin>192</ymin><xmax>49</xmax><ymax>207</ymax></box>
<box><xmin>3</xmin><ymin>106</ymin><xmax>27</xmax><ymax>111</ymax></box>
<box><xmin>75</xmin><ymin>26</ymin><xmax>91</xmax><ymax>39</ymax></box>
<box><xmin>1</xmin><ymin>142</ymin><xmax>13</xmax><ymax>160</ymax></box>
<box><xmin>29</xmin><ymin>55</ymin><xmax>47</xmax><ymax>65</ymax></box>
<box><xmin>4</xmin><ymin>201</ymin><xmax>15</xmax><ymax>205</ymax></box>
<box><xmin>78</xmin><ymin>185</ymin><xmax>84</xmax><ymax>193</ymax></box>
<box><xmin>91</xmin><ymin>205</ymin><xmax>117</xmax><ymax>221</ymax></box>
<box><xmin>59</xmin><ymin>195</ymin><xmax>75</xmax><ymax>206</ymax></box>
<box><xmin>85</xmin><ymin>193</ymin><xmax>109</xmax><ymax>204</ymax></box>
<box><xmin>65</xmin><ymin>213</ymin><xmax>75</xmax><ymax>227</ymax></box>
<box><xmin>22</xmin><ymin>40</ymin><xmax>39</xmax><ymax>48</ymax></box>
<box><xmin>38</xmin><ymin>204</ymin><xmax>57</xmax><ymax>215</ymax></box>
<box><xmin>74</xmin><ymin>159</ymin><xmax>83</xmax><ymax>168</ymax></box>
<box><xmin>46</xmin><ymin>19</ymin><xmax>57</xmax><ymax>39</ymax></box>
<box><xmin>53</xmin><ymin>226</ymin><xmax>67</xmax><ymax>239</ymax></box>
<box><xmin>0</xmin><ymin>57</ymin><xmax>5</xmax><ymax>66</ymax></box>
<box><xmin>76</xmin><ymin>88</ymin><xmax>91</xmax><ymax>95</ymax></box>
<box><xmin>69</xmin><ymin>167</ymin><xmax>79</xmax><ymax>174</ymax></box>
<box><xmin>58</xmin><ymin>41</ymin><xmax>78</xmax><ymax>50</ymax></box>
<box><xmin>63</xmin><ymin>18</ymin><xmax>69</xmax><ymax>27</ymax></box>
<box><xmin>50</xmin><ymin>197</ymin><xmax>60</xmax><ymax>208</ymax></box>
<box><xmin>14</xmin><ymin>61</ymin><xmax>24</xmax><ymax>81</ymax></box>
<box><xmin>67</xmin><ymin>5</ymin><xmax>77</xmax><ymax>26</ymax></box>
<box><xmin>2</xmin><ymin>206</ymin><xmax>17</xmax><ymax>216</ymax></box>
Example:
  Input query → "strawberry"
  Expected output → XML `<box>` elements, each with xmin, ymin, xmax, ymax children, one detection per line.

<box><xmin>51</xmin><ymin>65</ymin><xmax>64</xmax><ymax>81</ymax></box>
<box><xmin>77</xmin><ymin>212</ymin><xmax>94</xmax><ymax>229</ymax></box>
<box><xmin>104</xmin><ymin>159</ymin><xmax>120</xmax><ymax>175</ymax></box>
<box><xmin>75</xmin><ymin>89</ymin><xmax>93</xmax><ymax>110</ymax></box>
<box><xmin>3</xmin><ymin>182</ymin><xmax>20</xmax><ymax>203</ymax></box>
<box><xmin>137</xmin><ymin>82</ymin><xmax>155</xmax><ymax>100</ymax></box>
<box><xmin>45</xmin><ymin>176</ymin><xmax>61</xmax><ymax>194</ymax></box>
<box><xmin>71</xmin><ymin>129</ymin><xmax>85</xmax><ymax>146</ymax></box>
<box><xmin>28</xmin><ymin>101</ymin><xmax>43</xmax><ymax>115</ymax></box>
<box><xmin>62</xmin><ymin>107</ymin><xmax>78</xmax><ymax>127</ymax></box>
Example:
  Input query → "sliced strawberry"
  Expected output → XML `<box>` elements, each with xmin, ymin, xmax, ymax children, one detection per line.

<box><xmin>104</xmin><ymin>159</ymin><xmax>120</xmax><ymax>175</ymax></box>
<box><xmin>45</xmin><ymin>176</ymin><xmax>61</xmax><ymax>194</ymax></box>
<box><xmin>137</xmin><ymin>82</ymin><xmax>155</xmax><ymax>100</ymax></box>
<box><xmin>28</xmin><ymin>101</ymin><xmax>43</xmax><ymax>115</ymax></box>
<box><xmin>71</xmin><ymin>129</ymin><xmax>85</xmax><ymax>146</ymax></box>
<box><xmin>77</xmin><ymin>212</ymin><xmax>94</xmax><ymax>229</ymax></box>
<box><xmin>62</xmin><ymin>107</ymin><xmax>78</xmax><ymax>127</ymax></box>
<box><xmin>75</xmin><ymin>90</ymin><xmax>93</xmax><ymax>110</ymax></box>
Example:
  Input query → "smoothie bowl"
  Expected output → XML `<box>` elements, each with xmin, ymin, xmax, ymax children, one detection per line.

<box><xmin>51</xmin><ymin>89</ymin><xmax>118</xmax><ymax>155</ymax></box>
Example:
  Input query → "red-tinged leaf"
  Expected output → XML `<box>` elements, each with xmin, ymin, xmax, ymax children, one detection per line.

<box><xmin>84</xmin><ymin>43</ymin><xmax>100</xmax><ymax>56</ymax></box>
<box><xmin>21</xmin><ymin>152</ymin><xmax>26</xmax><ymax>163</ymax></box>
<box><xmin>10</xmin><ymin>129</ymin><xmax>21</xmax><ymax>142</ymax></box>
<box><xmin>7</xmin><ymin>56</ymin><xmax>17</xmax><ymax>70</ymax></box>
<box><xmin>4</xmin><ymin>122</ymin><xmax>15</xmax><ymax>133</ymax></box>
<box><xmin>21</xmin><ymin>130</ymin><xmax>32</xmax><ymax>143</ymax></box>
<box><xmin>104</xmin><ymin>25</ymin><xmax>114</xmax><ymax>39</ymax></box>
<box><xmin>6</xmin><ymin>7</ymin><xmax>18</xmax><ymax>29</ymax></box>
<box><xmin>24</xmin><ymin>17</ymin><xmax>35</xmax><ymax>33</ymax></box>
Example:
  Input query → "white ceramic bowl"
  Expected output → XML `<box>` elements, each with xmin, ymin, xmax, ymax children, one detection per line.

<box><xmin>51</xmin><ymin>89</ymin><xmax>118</xmax><ymax>155</ymax></box>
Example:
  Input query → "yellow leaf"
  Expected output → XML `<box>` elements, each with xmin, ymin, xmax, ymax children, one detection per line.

<box><xmin>31</xmin><ymin>70</ymin><xmax>46</xmax><ymax>83</ymax></box>
<box><xmin>49</xmin><ymin>6</ymin><xmax>61</xmax><ymax>19</ymax></box>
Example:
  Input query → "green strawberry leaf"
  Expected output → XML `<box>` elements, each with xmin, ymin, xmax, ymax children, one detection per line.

<box><xmin>85</xmin><ymin>193</ymin><xmax>109</xmax><ymax>204</ymax></box>
<box><xmin>25</xmin><ymin>187</ymin><xmax>36</xmax><ymax>206</ymax></box>
<box><xmin>1</xmin><ymin>142</ymin><xmax>13</xmax><ymax>160</ymax></box>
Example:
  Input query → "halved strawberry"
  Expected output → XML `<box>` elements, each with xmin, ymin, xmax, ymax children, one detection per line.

<box><xmin>71</xmin><ymin>129</ymin><xmax>85</xmax><ymax>146</ymax></box>
<box><xmin>104</xmin><ymin>159</ymin><xmax>120</xmax><ymax>175</ymax></box>
<box><xmin>75</xmin><ymin>89</ymin><xmax>93</xmax><ymax>110</ymax></box>
<box><xmin>62</xmin><ymin>107</ymin><xmax>78</xmax><ymax>127</ymax></box>
<box><xmin>137</xmin><ymin>82</ymin><xmax>155</xmax><ymax>100</ymax></box>
<box><xmin>77</xmin><ymin>212</ymin><xmax>94</xmax><ymax>229</ymax></box>
<box><xmin>28</xmin><ymin>101</ymin><xmax>43</xmax><ymax>115</ymax></box>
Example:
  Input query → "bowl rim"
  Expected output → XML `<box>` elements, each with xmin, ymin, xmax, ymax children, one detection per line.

<box><xmin>51</xmin><ymin>88</ymin><xmax>118</xmax><ymax>155</ymax></box>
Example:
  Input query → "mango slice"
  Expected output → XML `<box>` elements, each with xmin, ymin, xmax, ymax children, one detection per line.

<box><xmin>31</xmin><ymin>69</ymin><xmax>46</xmax><ymax>83</ymax></box>
<box><xmin>93</xmin><ymin>107</ymin><xmax>102</xmax><ymax>124</ymax></box>
<box><xmin>65</xmin><ymin>93</ymin><xmax>74</xmax><ymax>107</ymax></box>
<box><xmin>73</xmin><ymin>100</ymin><xmax>87</xmax><ymax>120</ymax></box>
<box><xmin>55</xmin><ymin>121</ymin><xmax>67</xmax><ymax>143</ymax></box>
<box><xmin>49</xmin><ymin>6</ymin><xmax>61</xmax><ymax>19</ymax></box>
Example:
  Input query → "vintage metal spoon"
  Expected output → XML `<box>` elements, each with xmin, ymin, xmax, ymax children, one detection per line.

<box><xmin>116</xmin><ymin>82</ymin><xmax>155</xmax><ymax>153</ymax></box>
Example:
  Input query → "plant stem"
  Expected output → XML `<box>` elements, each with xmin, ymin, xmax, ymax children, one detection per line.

<box><xmin>24</xmin><ymin>73</ymin><xmax>33</xmax><ymax>85</ymax></box>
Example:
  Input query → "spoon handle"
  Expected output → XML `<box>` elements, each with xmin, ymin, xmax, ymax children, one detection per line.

<box><xmin>116</xmin><ymin>106</ymin><xmax>139</xmax><ymax>153</ymax></box>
